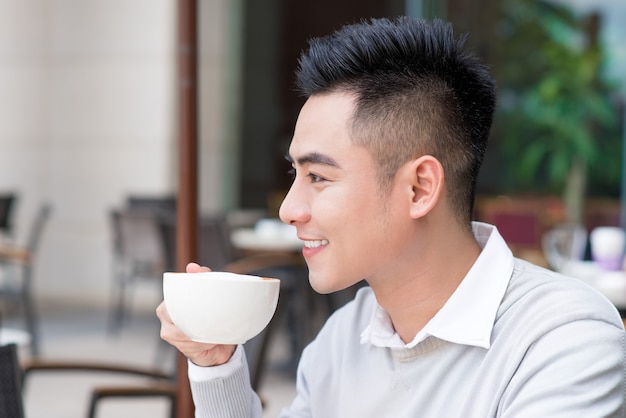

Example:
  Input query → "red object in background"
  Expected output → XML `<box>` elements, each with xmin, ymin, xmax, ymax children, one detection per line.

<box><xmin>492</xmin><ymin>212</ymin><xmax>540</xmax><ymax>248</ymax></box>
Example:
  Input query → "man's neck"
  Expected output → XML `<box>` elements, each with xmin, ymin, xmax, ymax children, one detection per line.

<box><xmin>370</xmin><ymin>227</ymin><xmax>481</xmax><ymax>344</ymax></box>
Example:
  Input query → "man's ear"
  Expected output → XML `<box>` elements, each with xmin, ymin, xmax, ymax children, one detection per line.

<box><xmin>406</xmin><ymin>155</ymin><xmax>444</xmax><ymax>219</ymax></box>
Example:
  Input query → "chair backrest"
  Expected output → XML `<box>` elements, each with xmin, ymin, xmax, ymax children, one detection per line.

<box><xmin>198</xmin><ymin>213</ymin><xmax>235</xmax><ymax>271</ymax></box>
<box><xmin>27</xmin><ymin>204</ymin><xmax>52</xmax><ymax>253</ymax></box>
<box><xmin>0</xmin><ymin>194</ymin><xmax>17</xmax><ymax>236</ymax></box>
<box><xmin>111</xmin><ymin>209</ymin><xmax>167</xmax><ymax>275</ymax></box>
<box><xmin>124</xmin><ymin>196</ymin><xmax>176</xmax><ymax>272</ymax></box>
<box><xmin>157</xmin><ymin>212</ymin><xmax>235</xmax><ymax>272</ymax></box>
<box><xmin>156</xmin><ymin>212</ymin><xmax>177</xmax><ymax>272</ymax></box>
<box><xmin>126</xmin><ymin>195</ymin><xmax>177</xmax><ymax>215</ymax></box>
<box><xmin>0</xmin><ymin>344</ymin><xmax>25</xmax><ymax>418</ymax></box>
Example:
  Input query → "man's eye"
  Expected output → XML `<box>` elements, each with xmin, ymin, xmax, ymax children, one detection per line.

<box><xmin>308</xmin><ymin>173</ymin><xmax>324</xmax><ymax>183</ymax></box>
<box><xmin>287</xmin><ymin>168</ymin><xmax>325</xmax><ymax>183</ymax></box>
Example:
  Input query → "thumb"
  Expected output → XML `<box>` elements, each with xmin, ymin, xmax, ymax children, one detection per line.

<box><xmin>186</xmin><ymin>262</ymin><xmax>212</xmax><ymax>273</ymax></box>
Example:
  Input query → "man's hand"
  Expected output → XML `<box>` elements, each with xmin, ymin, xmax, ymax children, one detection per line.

<box><xmin>156</xmin><ymin>262</ymin><xmax>237</xmax><ymax>367</ymax></box>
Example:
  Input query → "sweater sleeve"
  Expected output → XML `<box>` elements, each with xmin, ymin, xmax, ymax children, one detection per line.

<box><xmin>188</xmin><ymin>346</ymin><xmax>263</xmax><ymax>418</ymax></box>
<box><xmin>277</xmin><ymin>344</ymin><xmax>314</xmax><ymax>418</ymax></box>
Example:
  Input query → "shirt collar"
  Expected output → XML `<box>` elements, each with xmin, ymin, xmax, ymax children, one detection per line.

<box><xmin>360</xmin><ymin>222</ymin><xmax>514</xmax><ymax>350</ymax></box>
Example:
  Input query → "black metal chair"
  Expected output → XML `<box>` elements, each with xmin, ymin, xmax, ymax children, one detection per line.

<box><xmin>108</xmin><ymin>208</ymin><xmax>168</xmax><ymax>333</ymax></box>
<box><xmin>0</xmin><ymin>193</ymin><xmax>17</xmax><ymax>238</ymax></box>
<box><xmin>0</xmin><ymin>343</ymin><xmax>25</xmax><ymax>418</ymax></box>
<box><xmin>21</xmin><ymin>359</ymin><xmax>176</xmax><ymax>418</ymax></box>
<box><xmin>0</xmin><ymin>204</ymin><xmax>52</xmax><ymax>357</ymax></box>
<box><xmin>108</xmin><ymin>196</ymin><xmax>179</xmax><ymax>333</ymax></box>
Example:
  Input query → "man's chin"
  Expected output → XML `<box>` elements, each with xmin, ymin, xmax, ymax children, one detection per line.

<box><xmin>308</xmin><ymin>273</ymin><xmax>351</xmax><ymax>295</ymax></box>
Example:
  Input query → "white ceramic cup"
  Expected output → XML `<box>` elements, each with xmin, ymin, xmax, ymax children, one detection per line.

<box><xmin>590</xmin><ymin>226</ymin><xmax>626</xmax><ymax>271</ymax></box>
<box><xmin>163</xmin><ymin>271</ymin><xmax>280</xmax><ymax>344</ymax></box>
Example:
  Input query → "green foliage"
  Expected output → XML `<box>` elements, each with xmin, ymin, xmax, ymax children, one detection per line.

<box><xmin>493</xmin><ymin>0</ymin><xmax>621</xmax><ymax>196</ymax></box>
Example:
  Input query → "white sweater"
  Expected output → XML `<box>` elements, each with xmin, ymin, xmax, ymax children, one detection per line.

<box><xmin>189</xmin><ymin>223</ymin><xmax>626</xmax><ymax>417</ymax></box>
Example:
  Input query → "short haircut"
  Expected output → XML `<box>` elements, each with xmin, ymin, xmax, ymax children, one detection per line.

<box><xmin>295</xmin><ymin>17</ymin><xmax>496</xmax><ymax>224</ymax></box>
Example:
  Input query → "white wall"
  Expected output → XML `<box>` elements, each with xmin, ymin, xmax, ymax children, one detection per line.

<box><xmin>0</xmin><ymin>0</ymin><xmax>231</xmax><ymax>308</ymax></box>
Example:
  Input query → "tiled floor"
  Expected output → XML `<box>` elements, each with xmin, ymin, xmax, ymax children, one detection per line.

<box><xmin>11</xmin><ymin>301</ymin><xmax>297</xmax><ymax>418</ymax></box>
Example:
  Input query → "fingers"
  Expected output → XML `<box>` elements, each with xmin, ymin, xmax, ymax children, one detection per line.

<box><xmin>157</xmin><ymin>302</ymin><xmax>191</xmax><ymax>344</ymax></box>
<box><xmin>186</xmin><ymin>343</ymin><xmax>237</xmax><ymax>367</ymax></box>
<box><xmin>155</xmin><ymin>301</ymin><xmax>172</xmax><ymax>323</ymax></box>
<box><xmin>156</xmin><ymin>302</ymin><xmax>235</xmax><ymax>366</ymax></box>
<box><xmin>156</xmin><ymin>301</ymin><xmax>217</xmax><ymax>359</ymax></box>
<box><xmin>156</xmin><ymin>302</ymin><xmax>183</xmax><ymax>341</ymax></box>
<box><xmin>186</xmin><ymin>262</ymin><xmax>212</xmax><ymax>273</ymax></box>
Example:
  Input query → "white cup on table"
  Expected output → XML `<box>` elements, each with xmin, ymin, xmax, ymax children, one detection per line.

<box><xmin>590</xmin><ymin>226</ymin><xmax>626</xmax><ymax>271</ymax></box>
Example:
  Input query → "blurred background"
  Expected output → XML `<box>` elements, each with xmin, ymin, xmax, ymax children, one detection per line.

<box><xmin>2</xmin><ymin>0</ymin><xmax>625</xmax><ymax>309</ymax></box>
<box><xmin>0</xmin><ymin>0</ymin><xmax>625</xmax><ymax>416</ymax></box>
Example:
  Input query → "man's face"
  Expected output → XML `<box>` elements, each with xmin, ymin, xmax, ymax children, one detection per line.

<box><xmin>280</xmin><ymin>92</ymin><xmax>410</xmax><ymax>294</ymax></box>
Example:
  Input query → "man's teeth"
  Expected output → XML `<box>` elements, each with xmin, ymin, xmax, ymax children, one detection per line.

<box><xmin>303</xmin><ymin>239</ymin><xmax>329</xmax><ymax>249</ymax></box>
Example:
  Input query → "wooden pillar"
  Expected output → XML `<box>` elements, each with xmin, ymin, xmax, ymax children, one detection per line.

<box><xmin>176</xmin><ymin>0</ymin><xmax>198</xmax><ymax>417</ymax></box>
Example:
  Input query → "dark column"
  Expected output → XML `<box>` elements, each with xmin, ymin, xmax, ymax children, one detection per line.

<box><xmin>176</xmin><ymin>0</ymin><xmax>198</xmax><ymax>417</ymax></box>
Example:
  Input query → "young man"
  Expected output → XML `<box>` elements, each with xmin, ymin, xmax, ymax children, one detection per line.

<box><xmin>157</xmin><ymin>17</ymin><xmax>625</xmax><ymax>417</ymax></box>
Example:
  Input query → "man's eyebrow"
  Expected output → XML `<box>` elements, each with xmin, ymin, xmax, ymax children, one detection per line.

<box><xmin>284</xmin><ymin>152</ymin><xmax>340</xmax><ymax>168</ymax></box>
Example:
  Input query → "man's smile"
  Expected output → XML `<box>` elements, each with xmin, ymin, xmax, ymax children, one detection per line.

<box><xmin>303</xmin><ymin>239</ymin><xmax>329</xmax><ymax>249</ymax></box>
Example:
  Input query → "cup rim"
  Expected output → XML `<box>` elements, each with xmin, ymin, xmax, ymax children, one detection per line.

<box><xmin>163</xmin><ymin>271</ymin><xmax>280</xmax><ymax>283</ymax></box>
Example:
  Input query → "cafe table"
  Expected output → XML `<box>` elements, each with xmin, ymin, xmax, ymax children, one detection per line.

<box><xmin>230</xmin><ymin>219</ymin><xmax>303</xmax><ymax>253</ymax></box>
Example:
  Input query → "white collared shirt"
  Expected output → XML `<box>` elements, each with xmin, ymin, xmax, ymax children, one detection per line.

<box><xmin>361</xmin><ymin>222</ymin><xmax>513</xmax><ymax>349</ymax></box>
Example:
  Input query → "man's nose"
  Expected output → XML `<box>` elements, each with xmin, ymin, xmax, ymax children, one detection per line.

<box><xmin>279</xmin><ymin>184</ymin><xmax>310</xmax><ymax>225</ymax></box>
